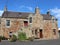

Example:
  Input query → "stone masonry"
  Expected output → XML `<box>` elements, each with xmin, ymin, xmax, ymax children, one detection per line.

<box><xmin>0</xmin><ymin>7</ymin><xmax>59</xmax><ymax>39</ymax></box>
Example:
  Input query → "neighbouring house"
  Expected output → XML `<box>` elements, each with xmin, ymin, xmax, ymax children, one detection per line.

<box><xmin>58</xmin><ymin>28</ymin><xmax>60</xmax><ymax>36</ymax></box>
<box><xmin>0</xmin><ymin>7</ymin><xmax>59</xmax><ymax>40</ymax></box>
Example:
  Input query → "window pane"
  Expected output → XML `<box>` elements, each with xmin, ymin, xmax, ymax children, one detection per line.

<box><xmin>6</xmin><ymin>20</ymin><xmax>10</xmax><ymax>26</ymax></box>
<box><xmin>29</xmin><ymin>17</ymin><xmax>32</xmax><ymax>23</ymax></box>
<box><xmin>35</xmin><ymin>29</ymin><xmax>37</xmax><ymax>35</ymax></box>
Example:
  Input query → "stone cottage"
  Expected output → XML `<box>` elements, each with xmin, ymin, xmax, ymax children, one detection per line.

<box><xmin>0</xmin><ymin>7</ymin><xmax>59</xmax><ymax>40</ymax></box>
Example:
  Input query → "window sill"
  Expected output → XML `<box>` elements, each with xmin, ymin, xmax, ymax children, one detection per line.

<box><xmin>6</xmin><ymin>26</ymin><xmax>10</xmax><ymax>28</ymax></box>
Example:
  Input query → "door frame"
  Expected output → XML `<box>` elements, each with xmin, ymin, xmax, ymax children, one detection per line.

<box><xmin>39</xmin><ymin>29</ymin><xmax>43</xmax><ymax>38</ymax></box>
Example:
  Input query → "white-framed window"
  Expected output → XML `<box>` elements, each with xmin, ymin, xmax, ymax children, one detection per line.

<box><xmin>6</xmin><ymin>20</ymin><xmax>10</xmax><ymax>27</ymax></box>
<box><xmin>29</xmin><ymin>17</ymin><xmax>32</xmax><ymax>23</ymax></box>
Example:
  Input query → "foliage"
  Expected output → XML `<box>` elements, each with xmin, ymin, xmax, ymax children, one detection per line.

<box><xmin>0</xmin><ymin>36</ymin><xmax>8</xmax><ymax>41</ymax></box>
<box><xmin>2</xmin><ymin>36</ymin><xmax>8</xmax><ymax>40</ymax></box>
<box><xmin>18</xmin><ymin>32</ymin><xmax>27</xmax><ymax>41</ymax></box>
<box><xmin>28</xmin><ymin>37</ymin><xmax>34</xmax><ymax>41</ymax></box>
<box><xmin>10</xmin><ymin>35</ymin><xmax>17</xmax><ymax>42</ymax></box>
<box><xmin>0</xmin><ymin>36</ymin><xmax>2</xmax><ymax>42</ymax></box>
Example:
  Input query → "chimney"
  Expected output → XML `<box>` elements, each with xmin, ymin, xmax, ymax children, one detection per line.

<box><xmin>47</xmin><ymin>9</ymin><xmax>50</xmax><ymax>15</ymax></box>
<box><xmin>35</xmin><ymin>7</ymin><xmax>40</xmax><ymax>14</ymax></box>
<box><xmin>4</xmin><ymin>6</ymin><xmax>7</xmax><ymax>11</ymax></box>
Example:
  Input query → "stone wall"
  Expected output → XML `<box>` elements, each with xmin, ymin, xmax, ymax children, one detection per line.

<box><xmin>52</xmin><ymin>20</ymin><xmax>59</xmax><ymax>39</ymax></box>
<box><xmin>1</xmin><ymin>18</ymin><xmax>32</xmax><ymax>38</ymax></box>
<box><xmin>43</xmin><ymin>20</ymin><xmax>59</xmax><ymax>39</ymax></box>
<box><xmin>0</xmin><ymin>14</ymin><xmax>59</xmax><ymax>39</ymax></box>
<box><xmin>43</xmin><ymin>20</ymin><xmax>53</xmax><ymax>39</ymax></box>
<box><xmin>32</xmin><ymin>14</ymin><xmax>43</xmax><ymax>29</ymax></box>
<box><xmin>31</xmin><ymin>13</ymin><xmax>59</xmax><ymax>39</ymax></box>
<box><xmin>32</xmin><ymin>13</ymin><xmax>44</xmax><ymax>38</ymax></box>
<box><xmin>1</xmin><ymin>18</ymin><xmax>24</xmax><ymax>38</ymax></box>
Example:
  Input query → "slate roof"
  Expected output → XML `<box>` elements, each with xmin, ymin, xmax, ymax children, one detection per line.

<box><xmin>2</xmin><ymin>11</ymin><xmax>33</xmax><ymax>19</ymax></box>
<box><xmin>2</xmin><ymin>11</ymin><xmax>52</xmax><ymax>20</ymax></box>
<box><xmin>42</xmin><ymin>14</ymin><xmax>52</xmax><ymax>20</ymax></box>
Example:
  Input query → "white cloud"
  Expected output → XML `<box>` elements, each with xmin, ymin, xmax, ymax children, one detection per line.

<box><xmin>20</xmin><ymin>5</ymin><xmax>33</xmax><ymax>11</ymax></box>
<box><xmin>0</xmin><ymin>10</ymin><xmax>3</xmax><ymax>16</ymax></box>
<box><xmin>50</xmin><ymin>7</ymin><xmax>60</xmax><ymax>18</ymax></box>
<box><xmin>58</xmin><ymin>28</ymin><xmax>60</xmax><ymax>30</ymax></box>
<box><xmin>50</xmin><ymin>7</ymin><xmax>60</xmax><ymax>28</ymax></box>
<box><xmin>27</xmin><ymin>7</ymin><xmax>33</xmax><ymax>11</ymax></box>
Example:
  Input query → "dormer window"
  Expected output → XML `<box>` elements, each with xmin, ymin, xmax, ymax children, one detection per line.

<box><xmin>29</xmin><ymin>17</ymin><xmax>32</xmax><ymax>23</ymax></box>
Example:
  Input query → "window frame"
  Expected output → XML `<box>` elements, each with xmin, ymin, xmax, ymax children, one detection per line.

<box><xmin>24</xmin><ymin>21</ymin><xmax>28</xmax><ymax>27</ymax></box>
<box><xmin>35</xmin><ymin>29</ymin><xmax>37</xmax><ymax>35</ymax></box>
<box><xmin>53</xmin><ymin>29</ymin><xmax>56</xmax><ymax>35</ymax></box>
<box><xmin>29</xmin><ymin>17</ymin><xmax>32</xmax><ymax>23</ymax></box>
<box><xmin>6</xmin><ymin>20</ymin><xmax>11</xmax><ymax>28</ymax></box>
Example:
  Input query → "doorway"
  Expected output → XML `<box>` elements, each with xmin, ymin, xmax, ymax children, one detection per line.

<box><xmin>39</xmin><ymin>29</ymin><xmax>43</xmax><ymax>38</ymax></box>
<box><xmin>35</xmin><ymin>29</ymin><xmax>37</xmax><ymax>35</ymax></box>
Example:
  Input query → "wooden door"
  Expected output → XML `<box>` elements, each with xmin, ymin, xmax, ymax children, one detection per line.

<box><xmin>40</xmin><ymin>29</ymin><xmax>43</xmax><ymax>38</ymax></box>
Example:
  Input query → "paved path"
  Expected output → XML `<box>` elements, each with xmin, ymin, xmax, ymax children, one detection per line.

<box><xmin>0</xmin><ymin>39</ymin><xmax>60</xmax><ymax>45</ymax></box>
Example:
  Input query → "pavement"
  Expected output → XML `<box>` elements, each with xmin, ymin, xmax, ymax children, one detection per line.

<box><xmin>0</xmin><ymin>39</ymin><xmax>60</xmax><ymax>45</ymax></box>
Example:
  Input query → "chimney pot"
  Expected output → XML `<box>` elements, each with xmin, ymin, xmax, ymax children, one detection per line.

<box><xmin>47</xmin><ymin>9</ymin><xmax>50</xmax><ymax>15</ymax></box>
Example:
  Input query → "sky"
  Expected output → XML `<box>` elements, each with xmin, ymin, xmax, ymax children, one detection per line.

<box><xmin>0</xmin><ymin>0</ymin><xmax>60</xmax><ymax>28</ymax></box>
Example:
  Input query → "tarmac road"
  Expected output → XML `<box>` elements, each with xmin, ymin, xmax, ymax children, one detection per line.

<box><xmin>0</xmin><ymin>39</ymin><xmax>60</xmax><ymax>45</ymax></box>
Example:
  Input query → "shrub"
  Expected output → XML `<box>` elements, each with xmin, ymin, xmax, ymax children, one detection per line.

<box><xmin>28</xmin><ymin>37</ymin><xmax>34</xmax><ymax>41</ymax></box>
<box><xmin>2</xmin><ymin>36</ymin><xmax>8</xmax><ymax>40</ymax></box>
<box><xmin>0</xmin><ymin>36</ymin><xmax>8</xmax><ymax>42</ymax></box>
<box><xmin>0</xmin><ymin>36</ymin><xmax>2</xmax><ymax>42</ymax></box>
<box><xmin>18</xmin><ymin>32</ymin><xmax>27</xmax><ymax>41</ymax></box>
<box><xmin>10</xmin><ymin>35</ymin><xmax>17</xmax><ymax>42</ymax></box>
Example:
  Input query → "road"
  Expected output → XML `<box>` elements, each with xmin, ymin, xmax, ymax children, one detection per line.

<box><xmin>0</xmin><ymin>39</ymin><xmax>60</xmax><ymax>45</ymax></box>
